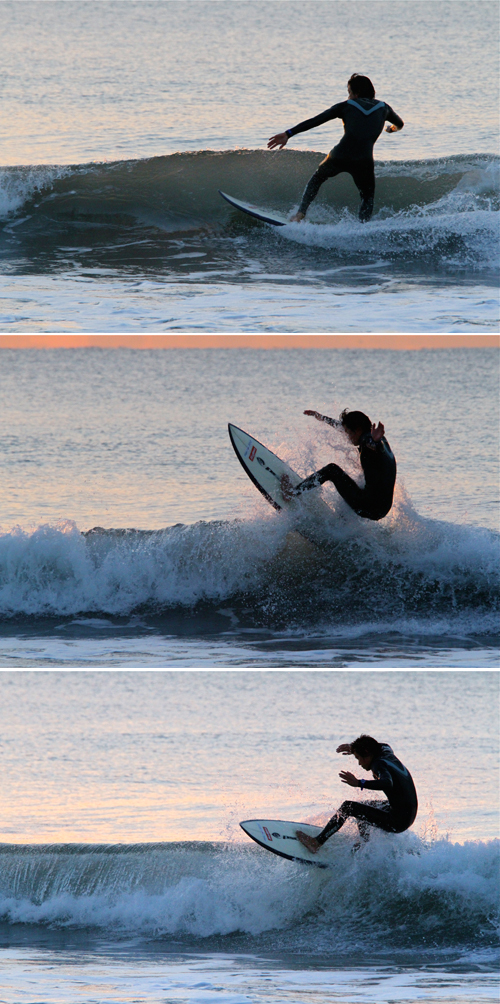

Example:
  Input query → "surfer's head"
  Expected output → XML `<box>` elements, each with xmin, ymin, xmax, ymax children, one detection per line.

<box><xmin>351</xmin><ymin>734</ymin><xmax>381</xmax><ymax>769</ymax></box>
<box><xmin>340</xmin><ymin>409</ymin><xmax>371</xmax><ymax>445</ymax></box>
<box><xmin>347</xmin><ymin>74</ymin><xmax>375</xmax><ymax>99</ymax></box>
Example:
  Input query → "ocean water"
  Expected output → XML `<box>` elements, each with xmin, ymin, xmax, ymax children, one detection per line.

<box><xmin>0</xmin><ymin>0</ymin><xmax>498</xmax><ymax>332</ymax></box>
<box><xmin>0</xmin><ymin>345</ymin><xmax>498</xmax><ymax>669</ymax></box>
<box><xmin>0</xmin><ymin>669</ymin><xmax>498</xmax><ymax>1004</ymax></box>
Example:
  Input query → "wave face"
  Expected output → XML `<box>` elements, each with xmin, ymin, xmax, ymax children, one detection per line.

<box><xmin>0</xmin><ymin>151</ymin><xmax>497</xmax><ymax>279</ymax></box>
<box><xmin>0</xmin><ymin>502</ymin><xmax>498</xmax><ymax>645</ymax></box>
<box><xmin>0</xmin><ymin>834</ymin><xmax>497</xmax><ymax>959</ymax></box>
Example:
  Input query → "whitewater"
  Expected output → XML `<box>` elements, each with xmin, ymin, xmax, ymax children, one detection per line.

<box><xmin>0</xmin><ymin>836</ymin><xmax>497</xmax><ymax>950</ymax></box>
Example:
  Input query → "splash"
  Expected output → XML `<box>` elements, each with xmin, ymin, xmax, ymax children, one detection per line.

<box><xmin>0</xmin><ymin>501</ymin><xmax>497</xmax><ymax>636</ymax></box>
<box><xmin>0</xmin><ymin>833</ymin><xmax>497</xmax><ymax>954</ymax></box>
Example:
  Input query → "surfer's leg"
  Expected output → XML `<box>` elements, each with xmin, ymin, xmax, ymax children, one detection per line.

<box><xmin>349</xmin><ymin>159</ymin><xmax>376</xmax><ymax>222</ymax></box>
<box><xmin>293</xmin><ymin>463</ymin><xmax>388</xmax><ymax>520</ymax></box>
<box><xmin>294</xmin><ymin>463</ymin><xmax>366</xmax><ymax>511</ymax></box>
<box><xmin>292</xmin><ymin>463</ymin><xmax>353</xmax><ymax>497</ymax></box>
<box><xmin>296</xmin><ymin>156</ymin><xmax>343</xmax><ymax>217</ymax></box>
<box><xmin>355</xmin><ymin>800</ymin><xmax>392</xmax><ymax>841</ymax></box>
<box><xmin>316</xmin><ymin>800</ymin><xmax>398</xmax><ymax>846</ymax></box>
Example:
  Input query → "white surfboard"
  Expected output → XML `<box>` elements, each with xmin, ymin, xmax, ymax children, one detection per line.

<box><xmin>240</xmin><ymin>819</ymin><xmax>328</xmax><ymax>867</ymax></box>
<box><xmin>228</xmin><ymin>423</ymin><xmax>337</xmax><ymax>545</ymax></box>
<box><xmin>219</xmin><ymin>190</ymin><xmax>289</xmax><ymax>227</ymax></box>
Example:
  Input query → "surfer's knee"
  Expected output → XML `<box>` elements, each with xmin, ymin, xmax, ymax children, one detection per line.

<box><xmin>317</xmin><ymin>462</ymin><xmax>341</xmax><ymax>482</ymax></box>
<box><xmin>338</xmin><ymin>800</ymin><xmax>356</xmax><ymax>817</ymax></box>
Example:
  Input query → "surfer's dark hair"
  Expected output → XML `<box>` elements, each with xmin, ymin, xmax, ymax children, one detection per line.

<box><xmin>348</xmin><ymin>74</ymin><xmax>375</xmax><ymax>99</ymax></box>
<box><xmin>351</xmin><ymin>735</ymin><xmax>382</xmax><ymax>757</ymax></box>
<box><xmin>340</xmin><ymin>409</ymin><xmax>371</xmax><ymax>435</ymax></box>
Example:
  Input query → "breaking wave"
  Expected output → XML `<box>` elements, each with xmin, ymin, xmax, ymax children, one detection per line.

<box><xmin>0</xmin><ymin>833</ymin><xmax>497</xmax><ymax>957</ymax></box>
<box><xmin>0</xmin><ymin>150</ymin><xmax>498</xmax><ymax>274</ymax></box>
<box><xmin>0</xmin><ymin>494</ymin><xmax>498</xmax><ymax>642</ymax></box>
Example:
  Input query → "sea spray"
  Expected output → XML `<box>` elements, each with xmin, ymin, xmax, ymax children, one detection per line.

<box><xmin>0</xmin><ymin>502</ymin><xmax>497</xmax><ymax>628</ymax></box>
<box><xmin>0</xmin><ymin>834</ymin><xmax>497</xmax><ymax>951</ymax></box>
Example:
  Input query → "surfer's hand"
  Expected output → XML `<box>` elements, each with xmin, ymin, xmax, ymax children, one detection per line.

<box><xmin>371</xmin><ymin>422</ymin><xmax>385</xmax><ymax>442</ymax></box>
<box><xmin>268</xmin><ymin>132</ymin><xmax>289</xmax><ymax>150</ymax></box>
<box><xmin>336</xmin><ymin>743</ymin><xmax>352</xmax><ymax>754</ymax></box>
<box><xmin>385</xmin><ymin>124</ymin><xmax>398</xmax><ymax>133</ymax></box>
<box><xmin>339</xmin><ymin>770</ymin><xmax>359</xmax><ymax>787</ymax></box>
<box><xmin>304</xmin><ymin>409</ymin><xmax>322</xmax><ymax>420</ymax></box>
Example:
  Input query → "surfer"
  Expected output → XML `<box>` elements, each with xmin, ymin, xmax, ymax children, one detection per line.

<box><xmin>267</xmin><ymin>73</ymin><xmax>404</xmax><ymax>222</ymax></box>
<box><xmin>281</xmin><ymin>408</ymin><xmax>396</xmax><ymax>521</ymax></box>
<box><xmin>296</xmin><ymin>736</ymin><xmax>418</xmax><ymax>853</ymax></box>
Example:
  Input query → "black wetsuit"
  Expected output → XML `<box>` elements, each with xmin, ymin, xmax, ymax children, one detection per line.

<box><xmin>293</xmin><ymin>427</ymin><xmax>396</xmax><ymax>521</ymax></box>
<box><xmin>286</xmin><ymin>98</ymin><xmax>404</xmax><ymax>221</ymax></box>
<box><xmin>317</xmin><ymin>743</ymin><xmax>418</xmax><ymax>846</ymax></box>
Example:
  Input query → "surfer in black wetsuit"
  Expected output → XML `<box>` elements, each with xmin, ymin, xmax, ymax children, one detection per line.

<box><xmin>296</xmin><ymin>735</ymin><xmax>418</xmax><ymax>853</ymax></box>
<box><xmin>268</xmin><ymin>74</ymin><xmax>404</xmax><ymax>222</ymax></box>
<box><xmin>281</xmin><ymin>408</ymin><xmax>396</xmax><ymax>521</ymax></box>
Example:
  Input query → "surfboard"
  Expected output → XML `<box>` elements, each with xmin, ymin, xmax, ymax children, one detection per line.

<box><xmin>240</xmin><ymin>819</ymin><xmax>328</xmax><ymax>867</ymax></box>
<box><xmin>228</xmin><ymin>423</ymin><xmax>337</xmax><ymax>545</ymax></box>
<box><xmin>219</xmin><ymin>190</ymin><xmax>289</xmax><ymax>227</ymax></box>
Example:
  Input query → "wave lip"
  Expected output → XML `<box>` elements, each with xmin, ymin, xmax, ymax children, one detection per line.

<box><xmin>0</xmin><ymin>151</ymin><xmax>498</xmax><ymax>220</ymax></box>
<box><xmin>0</xmin><ymin>835</ymin><xmax>497</xmax><ymax>953</ymax></box>
<box><xmin>0</xmin><ymin>507</ymin><xmax>498</xmax><ymax>632</ymax></box>
<box><xmin>0</xmin><ymin>152</ymin><xmax>497</xmax><ymax>273</ymax></box>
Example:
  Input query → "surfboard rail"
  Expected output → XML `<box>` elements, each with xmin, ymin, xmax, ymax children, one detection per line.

<box><xmin>240</xmin><ymin>818</ymin><xmax>329</xmax><ymax>867</ymax></box>
<box><xmin>219</xmin><ymin>190</ymin><xmax>289</xmax><ymax>227</ymax></box>
<box><xmin>228</xmin><ymin>423</ymin><xmax>338</xmax><ymax>549</ymax></box>
<box><xmin>228</xmin><ymin>423</ymin><xmax>287</xmax><ymax>510</ymax></box>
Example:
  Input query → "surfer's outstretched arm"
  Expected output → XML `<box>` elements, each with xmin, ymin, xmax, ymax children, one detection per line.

<box><xmin>268</xmin><ymin>105</ymin><xmax>342</xmax><ymax>150</ymax></box>
<box><xmin>304</xmin><ymin>410</ymin><xmax>341</xmax><ymax>428</ymax></box>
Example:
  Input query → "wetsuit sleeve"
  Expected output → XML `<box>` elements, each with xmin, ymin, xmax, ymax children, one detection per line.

<box><xmin>384</xmin><ymin>104</ymin><xmax>404</xmax><ymax>129</ymax></box>
<box><xmin>287</xmin><ymin>102</ymin><xmax>344</xmax><ymax>137</ymax></box>
<box><xmin>362</xmin><ymin>764</ymin><xmax>394</xmax><ymax>794</ymax></box>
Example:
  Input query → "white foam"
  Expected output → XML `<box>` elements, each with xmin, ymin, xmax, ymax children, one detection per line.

<box><xmin>0</xmin><ymin>834</ymin><xmax>497</xmax><ymax>943</ymax></box>
<box><xmin>0</xmin><ymin>950</ymin><xmax>497</xmax><ymax>1004</ymax></box>
<box><xmin>0</xmin><ymin>165</ymin><xmax>70</xmax><ymax>219</ymax></box>
<box><xmin>0</xmin><ymin>502</ymin><xmax>497</xmax><ymax>622</ymax></box>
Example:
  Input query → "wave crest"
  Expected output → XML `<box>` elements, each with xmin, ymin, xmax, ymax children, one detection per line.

<box><xmin>0</xmin><ymin>152</ymin><xmax>497</xmax><ymax>273</ymax></box>
<box><xmin>0</xmin><ymin>834</ymin><xmax>497</xmax><ymax>952</ymax></box>
<box><xmin>0</xmin><ymin>505</ymin><xmax>498</xmax><ymax>635</ymax></box>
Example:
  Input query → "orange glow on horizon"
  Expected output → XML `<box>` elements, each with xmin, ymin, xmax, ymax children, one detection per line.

<box><xmin>0</xmin><ymin>335</ymin><xmax>498</xmax><ymax>350</ymax></box>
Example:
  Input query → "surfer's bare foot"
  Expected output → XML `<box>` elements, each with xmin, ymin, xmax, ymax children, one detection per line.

<box><xmin>281</xmin><ymin>474</ymin><xmax>295</xmax><ymax>501</ymax></box>
<box><xmin>296</xmin><ymin>830</ymin><xmax>319</xmax><ymax>853</ymax></box>
<box><xmin>290</xmin><ymin>211</ymin><xmax>305</xmax><ymax>222</ymax></box>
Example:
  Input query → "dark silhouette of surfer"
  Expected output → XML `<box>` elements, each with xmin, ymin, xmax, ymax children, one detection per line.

<box><xmin>268</xmin><ymin>74</ymin><xmax>404</xmax><ymax>222</ymax></box>
<box><xmin>296</xmin><ymin>735</ymin><xmax>418</xmax><ymax>853</ymax></box>
<box><xmin>281</xmin><ymin>408</ymin><xmax>396</xmax><ymax>521</ymax></box>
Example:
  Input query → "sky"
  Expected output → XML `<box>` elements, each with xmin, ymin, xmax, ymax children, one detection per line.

<box><xmin>0</xmin><ymin>336</ymin><xmax>498</xmax><ymax>350</ymax></box>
